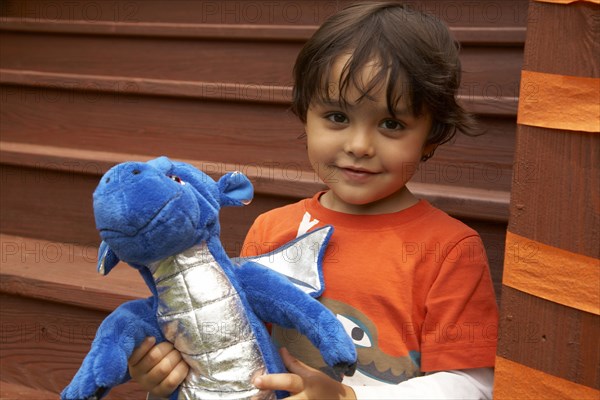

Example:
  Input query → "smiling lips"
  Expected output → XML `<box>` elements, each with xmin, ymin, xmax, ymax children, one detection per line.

<box><xmin>337</xmin><ymin>165</ymin><xmax>379</xmax><ymax>182</ymax></box>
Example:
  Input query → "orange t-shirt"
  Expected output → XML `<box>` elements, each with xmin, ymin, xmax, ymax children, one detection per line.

<box><xmin>241</xmin><ymin>192</ymin><xmax>498</xmax><ymax>385</ymax></box>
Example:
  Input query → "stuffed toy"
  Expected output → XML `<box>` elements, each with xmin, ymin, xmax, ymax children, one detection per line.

<box><xmin>61</xmin><ymin>156</ymin><xmax>357</xmax><ymax>400</ymax></box>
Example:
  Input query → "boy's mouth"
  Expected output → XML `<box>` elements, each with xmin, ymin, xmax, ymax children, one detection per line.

<box><xmin>337</xmin><ymin>165</ymin><xmax>378</xmax><ymax>181</ymax></box>
<box><xmin>339</xmin><ymin>164</ymin><xmax>376</xmax><ymax>174</ymax></box>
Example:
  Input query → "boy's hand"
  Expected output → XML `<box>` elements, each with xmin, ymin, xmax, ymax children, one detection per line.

<box><xmin>128</xmin><ymin>337</ymin><xmax>189</xmax><ymax>397</ymax></box>
<box><xmin>253</xmin><ymin>348</ymin><xmax>357</xmax><ymax>400</ymax></box>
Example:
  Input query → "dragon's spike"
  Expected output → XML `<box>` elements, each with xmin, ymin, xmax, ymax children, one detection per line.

<box><xmin>234</xmin><ymin>226</ymin><xmax>333</xmax><ymax>298</ymax></box>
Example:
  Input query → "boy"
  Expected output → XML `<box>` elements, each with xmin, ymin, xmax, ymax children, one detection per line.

<box><xmin>129</xmin><ymin>2</ymin><xmax>498</xmax><ymax>398</ymax></box>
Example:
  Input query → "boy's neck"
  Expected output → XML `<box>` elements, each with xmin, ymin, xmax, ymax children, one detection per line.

<box><xmin>318</xmin><ymin>186</ymin><xmax>418</xmax><ymax>215</ymax></box>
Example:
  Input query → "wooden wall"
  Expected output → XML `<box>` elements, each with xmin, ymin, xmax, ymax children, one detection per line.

<box><xmin>0</xmin><ymin>1</ymin><xmax>527</xmax><ymax>397</ymax></box>
<box><xmin>494</xmin><ymin>0</ymin><xmax>599</xmax><ymax>398</ymax></box>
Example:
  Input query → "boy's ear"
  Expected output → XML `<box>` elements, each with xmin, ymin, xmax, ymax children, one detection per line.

<box><xmin>421</xmin><ymin>143</ymin><xmax>438</xmax><ymax>161</ymax></box>
<box><xmin>97</xmin><ymin>241</ymin><xmax>120</xmax><ymax>275</ymax></box>
<box><xmin>218</xmin><ymin>171</ymin><xmax>254</xmax><ymax>207</ymax></box>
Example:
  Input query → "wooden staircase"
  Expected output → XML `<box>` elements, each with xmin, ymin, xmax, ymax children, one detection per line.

<box><xmin>0</xmin><ymin>1</ymin><xmax>527</xmax><ymax>397</ymax></box>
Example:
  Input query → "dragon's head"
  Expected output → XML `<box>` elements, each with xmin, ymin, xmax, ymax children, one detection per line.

<box><xmin>93</xmin><ymin>156</ymin><xmax>253</xmax><ymax>273</ymax></box>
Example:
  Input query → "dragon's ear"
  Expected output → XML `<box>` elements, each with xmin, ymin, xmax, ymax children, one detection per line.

<box><xmin>97</xmin><ymin>241</ymin><xmax>120</xmax><ymax>275</ymax></box>
<box><xmin>218</xmin><ymin>171</ymin><xmax>253</xmax><ymax>207</ymax></box>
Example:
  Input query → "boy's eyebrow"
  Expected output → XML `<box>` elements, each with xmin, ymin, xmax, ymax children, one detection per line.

<box><xmin>314</xmin><ymin>97</ymin><xmax>342</xmax><ymax>106</ymax></box>
<box><xmin>312</xmin><ymin>97</ymin><xmax>350</xmax><ymax>111</ymax></box>
<box><xmin>390</xmin><ymin>107</ymin><xmax>412</xmax><ymax>117</ymax></box>
<box><xmin>314</xmin><ymin>97</ymin><xmax>413</xmax><ymax>117</ymax></box>
<box><xmin>314</xmin><ymin>97</ymin><xmax>412</xmax><ymax>115</ymax></box>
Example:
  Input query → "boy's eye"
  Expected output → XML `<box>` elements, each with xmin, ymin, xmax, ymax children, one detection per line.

<box><xmin>326</xmin><ymin>113</ymin><xmax>348</xmax><ymax>124</ymax></box>
<box><xmin>381</xmin><ymin>119</ymin><xmax>404</xmax><ymax>130</ymax></box>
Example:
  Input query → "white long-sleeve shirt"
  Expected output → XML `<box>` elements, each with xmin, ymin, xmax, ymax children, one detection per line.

<box><xmin>351</xmin><ymin>367</ymin><xmax>494</xmax><ymax>399</ymax></box>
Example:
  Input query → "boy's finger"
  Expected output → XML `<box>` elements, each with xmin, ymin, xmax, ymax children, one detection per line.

<box><xmin>135</xmin><ymin>340</ymin><xmax>175</xmax><ymax>375</ymax></box>
<box><xmin>128</xmin><ymin>336</ymin><xmax>156</xmax><ymax>366</ymax></box>
<box><xmin>153</xmin><ymin>358</ymin><xmax>190</xmax><ymax>397</ymax></box>
<box><xmin>145</xmin><ymin>347</ymin><xmax>182</xmax><ymax>383</ymax></box>
<box><xmin>253</xmin><ymin>373</ymin><xmax>304</xmax><ymax>392</ymax></box>
<box><xmin>280</xmin><ymin>347</ymin><xmax>316</xmax><ymax>377</ymax></box>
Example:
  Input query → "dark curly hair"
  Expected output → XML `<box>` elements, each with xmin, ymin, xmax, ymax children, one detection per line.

<box><xmin>291</xmin><ymin>1</ymin><xmax>477</xmax><ymax>161</ymax></box>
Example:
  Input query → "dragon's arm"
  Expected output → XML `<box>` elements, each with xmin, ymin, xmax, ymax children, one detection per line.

<box><xmin>235</xmin><ymin>262</ymin><xmax>356</xmax><ymax>376</ymax></box>
<box><xmin>61</xmin><ymin>297</ymin><xmax>163</xmax><ymax>400</ymax></box>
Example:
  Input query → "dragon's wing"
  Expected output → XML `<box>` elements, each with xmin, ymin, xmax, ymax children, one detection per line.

<box><xmin>233</xmin><ymin>225</ymin><xmax>333</xmax><ymax>298</ymax></box>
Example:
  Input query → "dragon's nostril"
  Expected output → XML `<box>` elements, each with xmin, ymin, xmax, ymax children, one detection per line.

<box><xmin>132</xmin><ymin>169</ymin><xmax>141</xmax><ymax>175</ymax></box>
<box><xmin>105</xmin><ymin>177</ymin><xmax>111</xmax><ymax>183</ymax></box>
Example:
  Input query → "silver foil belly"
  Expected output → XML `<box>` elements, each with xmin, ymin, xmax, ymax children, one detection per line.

<box><xmin>150</xmin><ymin>244</ymin><xmax>275</xmax><ymax>400</ymax></box>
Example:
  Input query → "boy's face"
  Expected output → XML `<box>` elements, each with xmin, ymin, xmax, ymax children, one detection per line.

<box><xmin>305</xmin><ymin>55</ymin><xmax>433</xmax><ymax>215</ymax></box>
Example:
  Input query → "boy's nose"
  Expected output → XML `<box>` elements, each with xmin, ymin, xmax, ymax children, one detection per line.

<box><xmin>343</xmin><ymin>128</ymin><xmax>375</xmax><ymax>158</ymax></box>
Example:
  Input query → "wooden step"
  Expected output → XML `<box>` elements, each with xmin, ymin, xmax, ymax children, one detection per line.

<box><xmin>0</xmin><ymin>234</ymin><xmax>150</xmax><ymax>397</ymax></box>
<box><xmin>0</xmin><ymin>75</ymin><xmax>517</xmax><ymax>192</ymax></box>
<box><xmin>0</xmin><ymin>1</ymin><xmax>530</xmax><ymax>30</ymax></box>
<box><xmin>0</xmin><ymin>0</ymin><xmax>524</xmax><ymax>197</ymax></box>
<box><xmin>0</xmin><ymin>0</ymin><xmax>527</xmax><ymax>88</ymax></box>
<box><xmin>0</xmin><ymin>68</ymin><xmax>520</xmax><ymax>115</ymax></box>
<box><xmin>0</xmin><ymin>234</ymin><xmax>149</xmax><ymax>311</ymax></box>
<box><xmin>0</xmin><ymin>141</ymin><xmax>509</xmax><ymax>290</ymax></box>
<box><xmin>0</xmin><ymin>2</ymin><xmax>521</xmax><ymax>396</ymax></box>
<box><xmin>0</xmin><ymin>381</ymin><xmax>58</xmax><ymax>400</ymax></box>
<box><xmin>0</xmin><ymin>28</ymin><xmax>524</xmax><ymax>96</ymax></box>
<box><xmin>0</xmin><ymin>140</ymin><xmax>512</xmax><ymax>215</ymax></box>
<box><xmin>0</xmin><ymin>292</ymin><xmax>149</xmax><ymax>399</ymax></box>
<box><xmin>0</xmin><ymin>141</ymin><xmax>509</xmax><ymax>246</ymax></box>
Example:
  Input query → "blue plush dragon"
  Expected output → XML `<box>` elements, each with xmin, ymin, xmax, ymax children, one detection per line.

<box><xmin>61</xmin><ymin>156</ymin><xmax>356</xmax><ymax>400</ymax></box>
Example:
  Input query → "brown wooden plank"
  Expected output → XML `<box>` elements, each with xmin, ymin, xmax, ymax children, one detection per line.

<box><xmin>0</xmin><ymin>381</ymin><xmax>58</xmax><ymax>399</ymax></box>
<box><xmin>0</xmin><ymin>31</ymin><xmax>524</xmax><ymax>93</ymax></box>
<box><xmin>0</xmin><ymin>18</ymin><xmax>526</xmax><ymax>45</ymax></box>
<box><xmin>464</xmin><ymin>219</ymin><xmax>506</xmax><ymax>304</ymax></box>
<box><xmin>0</xmin><ymin>141</ymin><xmax>327</xmax><ymax>199</ymax></box>
<box><xmin>496</xmin><ymin>1</ymin><xmax>600</xmax><ymax>394</ymax></box>
<box><xmin>0</xmin><ymin>163</ymin><xmax>101</xmax><ymax>247</ymax></box>
<box><xmin>406</xmin><ymin>181</ymin><xmax>509</xmax><ymax>222</ymax></box>
<box><xmin>412</xmin><ymin>117</ymin><xmax>516</xmax><ymax>191</ymax></box>
<box><xmin>0</xmin><ymin>140</ymin><xmax>510</xmax><ymax>241</ymax></box>
<box><xmin>0</xmin><ymin>139</ymin><xmax>514</xmax><ymax>209</ymax></box>
<box><xmin>459</xmin><ymin>45</ymin><xmax>523</xmax><ymax>100</ymax></box>
<box><xmin>0</xmin><ymin>0</ymin><xmax>530</xmax><ymax>27</ymax></box>
<box><xmin>508</xmin><ymin>125</ymin><xmax>599</xmax><ymax>258</ymax></box>
<box><xmin>0</xmin><ymin>234</ymin><xmax>149</xmax><ymax>311</ymax></box>
<box><xmin>498</xmin><ymin>286</ymin><xmax>600</xmax><ymax>389</ymax></box>
<box><xmin>0</xmin><ymin>156</ymin><xmax>319</xmax><ymax>249</ymax></box>
<box><xmin>0</xmin><ymin>293</ymin><xmax>148</xmax><ymax>398</ymax></box>
<box><xmin>0</xmin><ymin>69</ymin><xmax>293</xmax><ymax>104</ymax></box>
<box><xmin>523</xmin><ymin>1</ymin><xmax>600</xmax><ymax>78</ymax></box>
<box><xmin>0</xmin><ymin>159</ymin><xmax>509</xmax><ymax>255</ymax></box>
<box><xmin>0</xmin><ymin>85</ymin><xmax>310</xmax><ymax>169</ymax></box>
<box><xmin>0</xmin><ymin>161</ymin><xmax>321</xmax><ymax>254</ymax></box>
<box><xmin>0</xmin><ymin>68</ymin><xmax>519</xmax><ymax>116</ymax></box>
<box><xmin>0</xmin><ymin>18</ymin><xmax>318</xmax><ymax>42</ymax></box>
<box><xmin>507</xmin><ymin>0</ymin><xmax>599</xmax><ymax>258</ymax></box>
<box><xmin>0</xmin><ymin>32</ymin><xmax>299</xmax><ymax>85</ymax></box>
<box><xmin>0</xmin><ymin>85</ymin><xmax>516</xmax><ymax>192</ymax></box>
<box><xmin>0</xmin><ymin>0</ymin><xmax>527</xmax><ymax>396</ymax></box>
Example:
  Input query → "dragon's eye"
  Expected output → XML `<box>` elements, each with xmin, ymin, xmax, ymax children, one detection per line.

<box><xmin>168</xmin><ymin>175</ymin><xmax>186</xmax><ymax>185</ymax></box>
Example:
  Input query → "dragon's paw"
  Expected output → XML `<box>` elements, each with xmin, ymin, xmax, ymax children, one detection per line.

<box><xmin>63</xmin><ymin>387</ymin><xmax>107</xmax><ymax>400</ymax></box>
<box><xmin>332</xmin><ymin>361</ymin><xmax>357</xmax><ymax>379</ymax></box>
<box><xmin>92</xmin><ymin>344</ymin><xmax>129</xmax><ymax>388</ymax></box>
<box><xmin>61</xmin><ymin>356</ymin><xmax>107</xmax><ymax>400</ymax></box>
<box><xmin>61</xmin><ymin>343</ymin><xmax>129</xmax><ymax>400</ymax></box>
